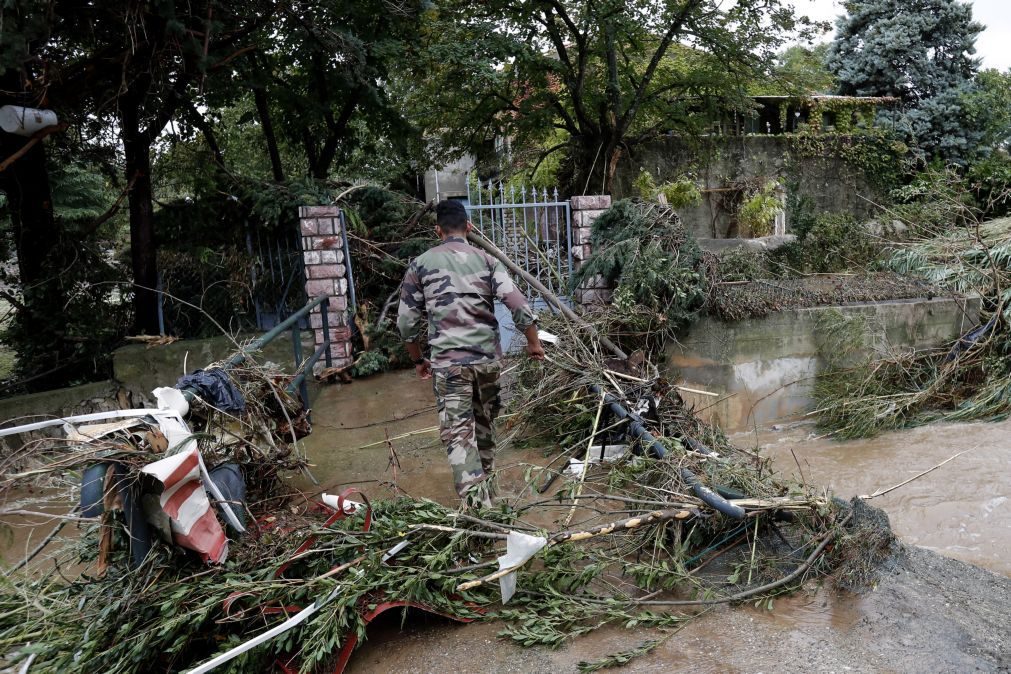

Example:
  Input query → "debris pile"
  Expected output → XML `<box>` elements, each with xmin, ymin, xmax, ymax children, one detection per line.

<box><xmin>814</xmin><ymin>216</ymin><xmax>1011</xmax><ymax>437</ymax></box>
<box><xmin>0</xmin><ymin>282</ymin><xmax>858</xmax><ymax>672</ymax></box>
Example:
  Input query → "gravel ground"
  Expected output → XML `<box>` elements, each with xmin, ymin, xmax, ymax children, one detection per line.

<box><xmin>709</xmin><ymin>272</ymin><xmax>948</xmax><ymax>321</ymax></box>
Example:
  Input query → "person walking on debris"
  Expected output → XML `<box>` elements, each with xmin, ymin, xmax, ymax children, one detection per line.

<box><xmin>398</xmin><ymin>200</ymin><xmax>544</xmax><ymax>506</ymax></box>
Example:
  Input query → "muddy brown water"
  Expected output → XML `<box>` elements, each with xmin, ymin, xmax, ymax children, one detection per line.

<box><xmin>297</xmin><ymin>370</ymin><xmax>1010</xmax><ymax>671</ymax></box>
<box><xmin>736</xmin><ymin>420</ymin><xmax>1011</xmax><ymax>578</ymax></box>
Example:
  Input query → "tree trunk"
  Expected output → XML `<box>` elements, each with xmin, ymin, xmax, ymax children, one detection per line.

<box><xmin>120</xmin><ymin>97</ymin><xmax>160</xmax><ymax>335</ymax></box>
<box><xmin>253</xmin><ymin>87</ymin><xmax>285</xmax><ymax>182</ymax></box>
<box><xmin>0</xmin><ymin>69</ymin><xmax>70</xmax><ymax>388</ymax></box>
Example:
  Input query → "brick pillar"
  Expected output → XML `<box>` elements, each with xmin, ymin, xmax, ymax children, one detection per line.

<box><xmin>298</xmin><ymin>206</ymin><xmax>354</xmax><ymax>370</ymax></box>
<box><xmin>569</xmin><ymin>195</ymin><xmax>613</xmax><ymax>306</ymax></box>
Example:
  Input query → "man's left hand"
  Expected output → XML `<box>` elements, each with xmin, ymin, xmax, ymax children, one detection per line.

<box><xmin>415</xmin><ymin>359</ymin><xmax>433</xmax><ymax>379</ymax></box>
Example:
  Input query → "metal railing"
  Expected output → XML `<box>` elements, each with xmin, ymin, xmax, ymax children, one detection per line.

<box><xmin>180</xmin><ymin>295</ymin><xmax>333</xmax><ymax>412</ymax></box>
<box><xmin>465</xmin><ymin>175</ymin><xmax>573</xmax><ymax>299</ymax></box>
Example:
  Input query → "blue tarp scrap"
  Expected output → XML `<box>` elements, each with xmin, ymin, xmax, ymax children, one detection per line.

<box><xmin>176</xmin><ymin>368</ymin><xmax>246</xmax><ymax>414</ymax></box>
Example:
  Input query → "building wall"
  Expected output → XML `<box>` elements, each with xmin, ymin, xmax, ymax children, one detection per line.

<box><xmin>614</xmin><ymin>135</ymin><xmax>889</xmax><ymax>239</ymax></box>
<box><xmin>423</xmin><ymin>155</ymin><xmax>476</xmax><ymax>203</ymax></box>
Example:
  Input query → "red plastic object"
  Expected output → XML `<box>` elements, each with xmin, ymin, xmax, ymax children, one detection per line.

<box><xmin>275</xmin><ymin>596</ymin><xmax>482</xmax><ymax>674</ymax></box>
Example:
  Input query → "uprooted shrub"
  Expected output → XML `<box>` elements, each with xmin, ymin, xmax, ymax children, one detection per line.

<box><xmin>572</xmin><ymin>199</ymin><xmax>710</xmax><ymax>337</ymax></box>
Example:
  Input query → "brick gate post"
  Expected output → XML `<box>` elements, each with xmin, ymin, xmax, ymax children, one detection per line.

<box><xmin>569</xmin><ymin>195</ymin><xmax>612</xmax><ymax>305</ymax></box>
<box><xmin>298</xmin><ymin>206</ymin><xmax>354</xmax><ymax>370</ymax></box>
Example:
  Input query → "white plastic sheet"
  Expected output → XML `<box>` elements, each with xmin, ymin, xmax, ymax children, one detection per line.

<box><xmin>497</xmin><ymin>531</ymin><xmax>547</xmax><ymax>603</ymax></box>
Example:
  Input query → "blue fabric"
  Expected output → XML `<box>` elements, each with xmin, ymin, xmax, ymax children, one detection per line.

<box><xmin>176</xmin><ymin>368</ymin><xmax>246</xmax><ymax>414</ymax></box>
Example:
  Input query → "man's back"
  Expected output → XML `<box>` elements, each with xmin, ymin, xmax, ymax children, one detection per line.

<box><xmin>397</xmin><ymin>235</ymin><xmax>534</xmax><ymax>369</ymax></box>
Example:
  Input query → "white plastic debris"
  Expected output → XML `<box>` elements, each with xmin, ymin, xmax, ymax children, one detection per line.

<box><xmin>320</xmin><ymin>493</ymin><xmax>364</xmax><ymax>514</ymax></box>
<box><xmin>497</xmin><ymin>531</ymin><xmax>547</xmax><ymax>603</ymax></box>
<box><xmin>565</xmin><ymin>444</ymin><xmax>630</xmax><ymax>475</ymax></box>
<box><xmin>537</xmin><ymin>330</ymin><xmax>559</xmax><ymax>345</ymax></box>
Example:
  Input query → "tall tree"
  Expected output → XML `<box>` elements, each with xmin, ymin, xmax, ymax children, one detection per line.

<box><xmin>826</xmin><ymin>0</ymin><xmax>983</xmax><ymax>163</ymax></box>
<box><xmin>30</xmin><ymin>3</ymin><xmax>274</xmax><ymax>334</ymax></box>
<box><xmin>412</xmin><ymin>0</ymin><xmax>822</xmax><ymax>192</ymax></box>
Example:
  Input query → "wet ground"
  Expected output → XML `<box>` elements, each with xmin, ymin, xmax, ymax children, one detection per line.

<box><xmin>300</xmin><ymin>370</ymin><xmax>1011</xmax><ymax>578</ymax></box>
<box><xmin>3</xmin><ymin>369</ymin><xmax>1009</xmax><ymax>671</ymax></box>
<box><xmin>296</xmin><ymin>369</ymin><xmax>1011</xmax><ymax>673</ymax></box>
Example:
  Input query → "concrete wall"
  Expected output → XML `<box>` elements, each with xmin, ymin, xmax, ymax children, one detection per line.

<box><xmin>616</xmin><ymin>135</ymin><xmax>885</xmax><ymax>239</ymax></box>
<box><xmin>113</xmin><ymin>332</ymin><xmax>313</xmax><ymax>398</ymax></box>
<box><xmin>0</xmin><ymin>380</ymin><xmax>121</xmax><ymax>424</ymax></box>
<box><xmin>667</xmin><ymin>297</ymin><xmax>980</xmax><ymax>432</ymax></box>
<box><xmin>424</xmin><ymin>155</ymin><xmax>476</xmax><ymax>203</ymax></box>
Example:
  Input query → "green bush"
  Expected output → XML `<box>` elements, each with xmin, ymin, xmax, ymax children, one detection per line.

<box><xmin>736</xmin><ymin>181</ymin><xmax>781</xmax><ymax>238</ymax></box>
<box><xmin>796</xmin><ymin>213</ymin><xmax>879</xmax><ymax>273</ymax></box>
<box><xmin>968</xmin><ymin>155</ymin><xmax>1011</xmax><ymax>218</ymax></box>
<box><xmin>717</xmin><ymin>247</ymin><xmax>771</xmax><ymax>281</ymax></box>
<box><xmin>573</xmin><ymin>199</ymin><xmax>707</xmax><ymax>328</ymax></box>
<box><xmin>631</xmin><ymin>169</ymin><xmax>701</xmax><ymax>209</ymax></box>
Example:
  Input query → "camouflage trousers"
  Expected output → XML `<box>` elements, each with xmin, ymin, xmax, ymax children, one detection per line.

<box><xmin>433</xmin><ymin>362</ymin><xmax>502</xmax><ymax>496</ymax></box>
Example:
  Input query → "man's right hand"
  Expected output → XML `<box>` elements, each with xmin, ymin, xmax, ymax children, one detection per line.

<box><xmin>415</xmin><ymin>359</ymin><xmax>432</xmax><ymax>379</ymax></box>
<box><xmin>526</xmin><ymin>341</ymin><xmax>545</xmax><ymax>361</ymax></box>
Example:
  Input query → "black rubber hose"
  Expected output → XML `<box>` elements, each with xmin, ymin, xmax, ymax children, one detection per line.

<box><xmin>588</xmin><ymin>384</ymin><xmax>746</xmax><ymax>520</ymax></box>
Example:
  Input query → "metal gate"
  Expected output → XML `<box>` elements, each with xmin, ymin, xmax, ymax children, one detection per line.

<box><xmin>465</xmin><ymin>175</ymin><xmax>573</xmax><ymax>299</ymax></box>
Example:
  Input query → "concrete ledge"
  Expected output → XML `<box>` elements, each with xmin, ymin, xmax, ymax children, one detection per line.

<box><xmin>0</xmin><ymin>380</ymin><xmax>117</xmax><ymax>423</ymax></box>
<box><xmin>667</xmin><ymin>296</ymin><xmax>980</xmax><ymax>431</ymax></box>
<box><xmin>699</xmin><ymin>235</ymin><xmax>797</xmax><ymax>254</ymax></box>
<box><xmin>113</xmin><ymin>331</ymin><xmax>314</xmax><ymax>397</ymax></box>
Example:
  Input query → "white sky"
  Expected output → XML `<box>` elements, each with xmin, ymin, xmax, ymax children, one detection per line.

<box><xmin>795</xmin><ymin>0</ymin><xmax>1011</xmax><ymax>71</ymax></box>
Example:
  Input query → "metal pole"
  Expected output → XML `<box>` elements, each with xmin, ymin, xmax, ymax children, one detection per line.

<box><xmin>320</xmin><ymin>297</ymin><xmax>333</xmax><ymax>369</ymax></box>
<box><xmin>564</xmin><ymin>201</ymin><xmax>574</xmax><ymax>282</ymax></box>
<box><xmin>521</xmin><ymin>186</ymin><xmax>531</xmax><ymax>299</ymax></box>
<box><xmin>587</xmin><ymin>384</ymin><xmax>745</xmax><ymax>519</ymax></box>
<box><xmin>291</xmin><ymin>320</ymin><xmax>310</xmax><ymax>411</ymax></box>
<box><xmin>339</xmin><ymin>211</ymin><xmax>357</xmax><ymax>317</ymax></box>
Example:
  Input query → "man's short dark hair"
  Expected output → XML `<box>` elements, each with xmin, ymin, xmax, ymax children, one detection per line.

<box><xmin>436</xmin><ymin>200</ymin><xmax>469</xmax><ymax>233</ymax></box>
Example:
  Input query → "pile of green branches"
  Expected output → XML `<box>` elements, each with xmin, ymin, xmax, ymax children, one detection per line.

<box><xmin>812</xmin><ymin>217</ymin><xmax>1011</xmax><ymax>438</ymax></box>
<box><xmin>572</xmin><ymin>200</ymin><xmax>710</xmax><ymax>339</ymax></box>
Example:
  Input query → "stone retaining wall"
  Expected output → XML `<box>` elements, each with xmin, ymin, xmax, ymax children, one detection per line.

<box><xmin>667</xmin><ymin>296</ymin><xmax>981</xmax><ymax>432</ymax></box>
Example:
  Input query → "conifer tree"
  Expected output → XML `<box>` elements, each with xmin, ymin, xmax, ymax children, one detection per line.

<box><xmin>826</xmin><ymin>0</ymin><xmax>984</xmax><ymax>163</ymax></box>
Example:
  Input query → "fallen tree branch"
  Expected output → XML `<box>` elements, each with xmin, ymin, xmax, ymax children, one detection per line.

<box><xmin>457</xmin><ymin>508</ymin><xmax>693</xmax><ymax>592</ymax></box>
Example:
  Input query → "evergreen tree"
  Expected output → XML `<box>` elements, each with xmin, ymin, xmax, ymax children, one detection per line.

<box><xmin>826</xmin><ymin>0</ymin><xmax>984</xmax><ymax>163</ymax></box>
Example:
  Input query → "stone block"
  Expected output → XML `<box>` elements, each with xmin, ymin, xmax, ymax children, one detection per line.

<box><xmin>572</xmin><ymin>244</ymin><xmax>592</xmax><ymax>261</ymax></box>
<box><xmin>317</xmin><ymin>218</ymin><xmax>335</xmax><ymax>236</ymax></box>
<box><xmin>307</xmin><ymin>264</ymin><xmax>340</xmax><ymax>279</ymax></box>
<box><xmin>330</xmin><ymin>325</ymin><xmax>352</xmax><ymax>340</ymax></box>
<box><xmin>301</xmin><ymin>205</ymin><xmax>340</xmax><ymax>217</ymax></box>
<box><xmin>573</xmin><ymin>227</ymin><xmax>593</xmax><ymax>245</ymax></box>
<box><xmin>319</xmin><ymin>249</ymin><xmax>339</xmax><ymax>264</ymax></box>
<box><xmin>300</xmin><ymin>219</ymin><xmax>319</xmax><ymax>236</ymax></box>
<box><xmin>313</xmin><ymin>235</ymin><xmax>342</xmax><ymax>250</ymax></box>
<box><xmin>309</xmin><ymin>312</ymin><xmax>323</xmax><ymax>329</ymax></box>
<box><xmin>305</xmin><ymin>279</ymin><xmax>334</xmax><ymax>297</ymax></box>
<box><xmin>334</xmin><ymin>263</ymin><xmax>346</xmax><ymax>278</ymax></box>
<box><xmin>570</xmin><ymin>195</ymin><xmax>611</xmax><ymax>211</ymax></box>
<box><xmin>338</xmin><ymin>278</ymin><xmax>348</xmax><ymax>295</ymax></box>
<box><xmin>303</xmin><ymin>251</ymin><xmax>321</xmax><ymax>265</ymax></box>
<box><xmin>328</xmin><ymin>295</ymin><xmax>347</xmax><ymax>312</ymax></box>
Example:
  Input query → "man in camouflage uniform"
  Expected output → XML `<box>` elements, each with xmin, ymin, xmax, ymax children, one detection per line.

<box><xmin>397</xmin><ymin>200</ymin><xmax>544</xmax><ymax>504</ymax></box>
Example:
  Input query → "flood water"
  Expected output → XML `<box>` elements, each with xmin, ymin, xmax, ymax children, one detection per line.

<box><xmin>301</xmin><ymin>369</ymin><xmax>1011</xmax><ymax>578</ymax></box>
<box><xmin>738</xmin><ymin>420</ymin><xmax>1011</xmax><ymax>577</ymax></box>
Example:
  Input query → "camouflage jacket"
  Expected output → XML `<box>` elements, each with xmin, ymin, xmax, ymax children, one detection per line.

<box><xmin>397</xmin><ymin>236</ymin><xmax>537</xmax><ymax>369</ymax></box>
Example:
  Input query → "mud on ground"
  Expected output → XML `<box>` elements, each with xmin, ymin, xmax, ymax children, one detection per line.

<box><xmin>345</xmin><ymin>539</ymin><xmax>1010</xmax><ymax>673</ymax></box>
